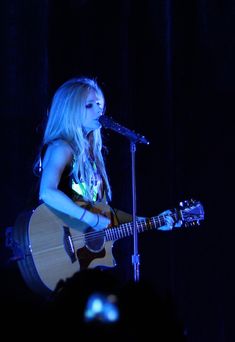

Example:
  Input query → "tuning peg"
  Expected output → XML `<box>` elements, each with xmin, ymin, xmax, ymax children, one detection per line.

<box><xmin>179</xmin><ymin>200</ymin><xmax>188</xmax><ymax>208</ymax></box>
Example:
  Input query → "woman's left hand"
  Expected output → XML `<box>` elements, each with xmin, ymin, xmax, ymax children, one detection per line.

<box><xmin>158</xmin><ymin>210</ymin><xmax>182</xmax><ymax>231</ymax></box>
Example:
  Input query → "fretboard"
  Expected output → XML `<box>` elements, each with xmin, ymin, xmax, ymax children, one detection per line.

<box><xmin>104</xmin><ymin>213</ymin><xmax>175</xmax><ymax>241</ymax></box>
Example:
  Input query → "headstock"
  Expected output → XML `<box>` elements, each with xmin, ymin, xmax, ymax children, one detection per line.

<box><xmin>179</xmin><ymin>199</ymin><xmax>205</xmax><ymax>227</ymax></box>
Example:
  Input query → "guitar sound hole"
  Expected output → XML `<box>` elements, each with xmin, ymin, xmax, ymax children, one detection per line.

<box><xmin>85</xmin><ymin>227</ymin><xmax>105</xmax><ymax>252</ymax></box>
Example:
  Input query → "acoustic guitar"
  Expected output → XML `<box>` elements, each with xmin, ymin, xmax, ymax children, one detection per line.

<box><xmin>12</xmin><ymin>199</ymin><xmax>204</xmax><ymax>296</ymax></box>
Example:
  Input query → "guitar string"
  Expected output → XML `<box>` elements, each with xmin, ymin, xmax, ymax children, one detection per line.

<box><xmin>70</xmin><ymin>208</ymin><xmax>202</xmax><ymax>244</ymax></box>
<box><xmin>33</xmin><ymin>204</ymin><xmax>202</xmax><ymax>253</ymax></box>
<box><xmin>70</xmin><ymin>215</ymin><xmax>168</xmax><ymax>243</ymax></box>
<box><xmin>35</xmin><ymin>208</ymin><xmax>202</xmax><ymax>253</ymax></box>
<box><xmin>32</xmin><ymin>216</ymin><xmax>169</xmax><ymax>254</ymax></box>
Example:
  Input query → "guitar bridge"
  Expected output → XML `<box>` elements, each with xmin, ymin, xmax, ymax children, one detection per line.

<box><xmin>63</xmin><ymin>226</ymin><xmax>76</xmax><ymax>263</ymax></box>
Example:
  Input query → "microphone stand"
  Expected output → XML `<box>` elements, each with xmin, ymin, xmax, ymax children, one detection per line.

<box><xmin>99</xmin><ymin>116</ymin><xmax>149</xmax><ymax>282</ymax></box>
<box><xmin>130</xmin><ymin>140</ymin><xmax>139</xmax><ymax>282</ymax></box>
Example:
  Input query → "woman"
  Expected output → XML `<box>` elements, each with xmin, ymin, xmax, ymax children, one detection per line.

<box><xmin>36</xmin><ymin>76</ymin><xmax>175</xmax><ymax>231</ymax></box>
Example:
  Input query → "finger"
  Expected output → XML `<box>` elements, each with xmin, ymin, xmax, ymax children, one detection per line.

<box><xmin>165</xmin><ymin>216</ymin><xmax>174</xmax><ymax>226</ymax></box>
<box><xmin>174</xmin><ymin>220</ymin><xmax>182</xmax><ymax>228</ymax></box>
<box><xmin>162</xmin><ymin>209</ymin><xmax>172</xmax><ymax>215</ymax></box>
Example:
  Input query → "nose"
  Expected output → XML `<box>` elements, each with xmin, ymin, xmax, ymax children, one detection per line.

<box><xmin>98</xmin><ymin>108</ymin><xmax>104</xmax><ymax>117</ymax></box>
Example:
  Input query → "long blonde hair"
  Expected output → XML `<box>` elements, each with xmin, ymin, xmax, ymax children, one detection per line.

<box><xmin>41</xmin><ymin>77</ymin><xmax>112</xmax><ymax>202</ymax></box>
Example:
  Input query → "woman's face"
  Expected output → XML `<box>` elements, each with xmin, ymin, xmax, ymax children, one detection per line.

<box><xmin>83</xmin><ymin>89</ymin><xmax>104</xmax><ymax>134</ymax></box>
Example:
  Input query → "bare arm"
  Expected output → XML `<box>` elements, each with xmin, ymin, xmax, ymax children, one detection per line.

<box><xmin>39</xmin><ymin>140</ymin><xmax>110</xmax><ymax>230</ymax></box>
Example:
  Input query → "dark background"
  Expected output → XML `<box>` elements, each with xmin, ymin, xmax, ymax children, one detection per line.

<box><xmin>0</xmin><ymin>1</ymin><xmax>234</xmax><ymax>341</ymax></box>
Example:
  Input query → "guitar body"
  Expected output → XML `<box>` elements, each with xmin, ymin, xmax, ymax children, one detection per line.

<box><xmin>13</xmin><ymin>201</ymin><xmax>119</xmax><ymax>296</ymax></box>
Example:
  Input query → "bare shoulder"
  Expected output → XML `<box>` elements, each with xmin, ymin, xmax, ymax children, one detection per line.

<box><xmin>43</xmin><ymin>140</ymin><xmax>74</xmax><ymax>167</ymax></box>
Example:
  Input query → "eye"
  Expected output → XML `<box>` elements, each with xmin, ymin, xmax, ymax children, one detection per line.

<box><xmin>85</xmin><ymin>103</ymin><xmax>93</xmax><ymax>109</ymax></box>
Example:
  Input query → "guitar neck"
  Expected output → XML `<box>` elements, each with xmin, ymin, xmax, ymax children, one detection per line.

<box><xmin>104</xmin><ymin>212</ymin><xmax>177</xmax><ymax>241</ymax></box>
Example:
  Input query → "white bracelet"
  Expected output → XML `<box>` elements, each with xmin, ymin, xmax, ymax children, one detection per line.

<box><xmin>92</xmin><ymin>214</ymin><xmax>99</xmax><ymax>228</ymax></box>
<box><xmin>79</xmin><ymin>208</ymin><xmax>87</xmax><ymax>221</ymax></box>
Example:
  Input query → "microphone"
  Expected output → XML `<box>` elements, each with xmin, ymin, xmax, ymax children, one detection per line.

<box><xmin>99</xmin><ymin>115</ymin><xmax>150</xmax><ymax>145</ymax></box>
